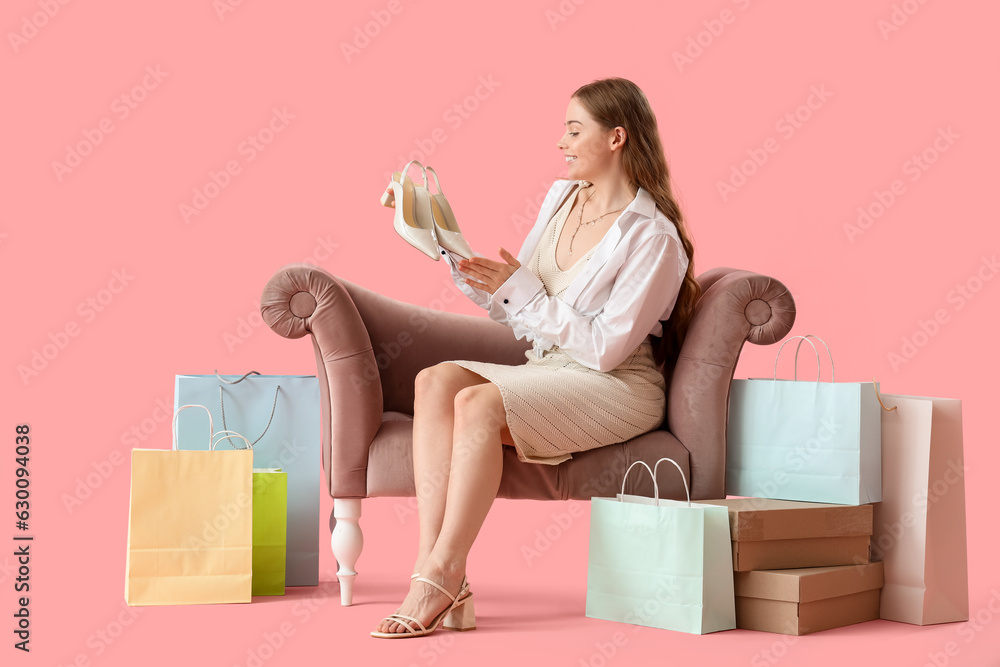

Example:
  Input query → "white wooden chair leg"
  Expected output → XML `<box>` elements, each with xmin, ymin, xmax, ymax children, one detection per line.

<box><xmin>331</xmin><ymin>498</ymin><xmax>363</xmax><ymax>606</ymax></box>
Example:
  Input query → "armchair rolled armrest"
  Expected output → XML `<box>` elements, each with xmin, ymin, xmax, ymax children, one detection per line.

<box><xmin>260</xmin><ymin>263</ymin><xmax>382</xmax><ymax>499</ymax></box>
<box><xmin>669</xmin><ymin>268</ymin><xmax>795</xmax><ymax>499</ymax></box>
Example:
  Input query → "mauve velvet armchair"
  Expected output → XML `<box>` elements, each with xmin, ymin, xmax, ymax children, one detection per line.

<box><xmin>260</xmin><ymin>264</ymin><xmax>795</xmax><ymax>605</ymax></box>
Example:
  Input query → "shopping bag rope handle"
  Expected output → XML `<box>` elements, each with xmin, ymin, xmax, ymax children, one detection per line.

<box><xmin>794</xmin><ymin>335</ymin><xmax>834</xmax><ymax>382</ymax></box>
<box><xmin>773</xmin><ymin>335</ymin><xmax>835</xmax><ymax>382</ymax></box>
<box><xmin>215</xmin><ymin>370</ymin><xmax>261</xmax><ymax>384</ymax></box>
<box><xmin>621</xmin><ymin>461</ymin><xmax>657</xmax><ymax>503</ymax></box>
<box><xmin>872</xmin><ymin>379</ymin><xmax>897</xmax><ymax>412</ymax></box>
<box><xmin>211</xmin><ymin>430</ymin><xmax>252</xmax><ymax>451</ymax></box>
<box><xmin>171</xmin><ymin>404</ymin><xmax>254</xmax><ymax>451</ymax></box>
<box><xmin>172</xmin><ymin>404</ymin><xmax>214</xmax><ymax>451</ymax></box>
<box><xmin>218</xmin><ymin>385</ymin><xmax>280</xmax><ymax>447</ymax></box>
<box><xmin>619</xmin><ymin>457</ymin><xmax>690</xmax><ymax>507</ymax></box>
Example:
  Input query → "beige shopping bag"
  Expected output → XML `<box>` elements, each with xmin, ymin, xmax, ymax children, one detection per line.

<box><xmin>872</xmin><ymin>392</ymin><xmax>968</xmax><ymax>625</ymax></box>
<box><xmin>125</xmin><ymin>405</ymin><xmax>254</xmax><ymax>606</ymax></box>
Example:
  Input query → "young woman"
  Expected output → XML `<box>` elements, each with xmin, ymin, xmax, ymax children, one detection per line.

<box><xmin>372</xmin><ymin>77</ymin><xmax>700</xmax><ymax>638</ymax></box>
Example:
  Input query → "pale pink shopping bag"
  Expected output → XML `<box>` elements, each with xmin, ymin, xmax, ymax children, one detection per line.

<box><xmin>871</xmin><ymin>392</ymin><xmax>968</xmax><ymax>625</ymax></box>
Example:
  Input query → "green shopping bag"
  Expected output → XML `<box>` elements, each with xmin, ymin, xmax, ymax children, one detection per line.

<box><xmin>585</xmin><ymin>458</ymin><xmax>736</xmax><ymax>634</ymax></box>
<box><xmin>252</xmin><ymin>468</ymin><xmax>287</xmax><ymax>596</ymax></box>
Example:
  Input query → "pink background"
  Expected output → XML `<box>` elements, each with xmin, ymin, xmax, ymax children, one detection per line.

<box><xmin>4</xmin><ymin>0</ymin><xmax>999</xmax><ymax>665</ymax></box>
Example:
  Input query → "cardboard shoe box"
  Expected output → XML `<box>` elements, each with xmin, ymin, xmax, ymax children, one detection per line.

<box><xmin>734</xmin><ymin>562</ymin><xmax>884</xmax><ymax>635</ymax></box>
<box><xmin>693</xmin><ymin>498</ymin><xmax>872</xmax><ymax>571</ymax></box>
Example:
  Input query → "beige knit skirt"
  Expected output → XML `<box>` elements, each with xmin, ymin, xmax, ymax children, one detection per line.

<box><xmin>444</xmin><ymin>337</ymin><xmax>667</xmax><ymax>465</ymax></box>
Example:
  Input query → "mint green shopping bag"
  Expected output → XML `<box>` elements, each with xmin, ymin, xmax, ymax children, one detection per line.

<box><xmin>586</xmin><ymin>458</ymin><xmax>735</xmax><ymax>634</ymax></box>
<box><xmin>252</xmin><ymin>468</ymin><xmax>287</xmax><ymax>596</ymax></box>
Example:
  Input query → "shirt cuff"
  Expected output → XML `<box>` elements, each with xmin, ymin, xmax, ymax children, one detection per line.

<box><xmin>491</xmin><ymin>265</ymin><xmax>545</xmax><ymax>316</ymax></box>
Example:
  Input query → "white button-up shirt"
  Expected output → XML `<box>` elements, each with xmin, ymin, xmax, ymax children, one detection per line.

<box><xmin>442</xmin><ymin>179</ymin><xmax>688</xmax><ymax>372</ymax></box>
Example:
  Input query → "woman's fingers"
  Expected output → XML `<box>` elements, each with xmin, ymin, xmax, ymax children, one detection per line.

<box><xmin>459</xmin><ymin>263</ymin><xmax>487</xmax><ymax>279</ymax></box>
<box><xmin>498</xmin><ymin>247</ymin><xmax>520</xmax><ymax>268</ymax></box>
<box><xmin>461</xmin><ymin>254</ymin><xmax>516</xmax><ymax>294</ymax></box>
<box><xmin>460</xmin><ymin>259</ymin><xmax>496</xmax><ymax>276</ymax></box>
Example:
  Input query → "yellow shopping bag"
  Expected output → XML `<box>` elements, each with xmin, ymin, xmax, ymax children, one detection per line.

<box><xmin>125</xmin><ymin>405</ymin><xmax>254</xmax><ymax>606</ymax></box>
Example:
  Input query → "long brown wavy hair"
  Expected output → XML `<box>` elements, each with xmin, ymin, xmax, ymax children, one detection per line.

<box><xmin>563</xmin><ymin>77</ymin><xmax>701</xmax><ymax>387</ymax></box>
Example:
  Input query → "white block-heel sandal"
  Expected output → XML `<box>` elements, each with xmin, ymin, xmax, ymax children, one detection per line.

<box><xmin>370</xmin><ymin>575</ymin><xmax>475</xmax><ymax>639</ymax></box>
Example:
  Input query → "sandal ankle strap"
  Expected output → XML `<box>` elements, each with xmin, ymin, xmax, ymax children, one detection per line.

<box><xmin>425</xmin><ymin>165</ymin><xmax>443</xmax><ymax>195</ymax></box>
<box><xmin>401</xmin><ymin>160</ymin><xmax>428</xmax><ymax>187</ymax></box>
<box><xmin>414</xmin><ymin>576</ymin><xmax>458</xmax><ymax>603</ymax></box>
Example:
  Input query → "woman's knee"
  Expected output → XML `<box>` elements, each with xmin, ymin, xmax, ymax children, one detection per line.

<box><xmin>416</xmin><ymin>363</ymin><xmax>484</xmax><ymax>400</ymax></box>
<box><xmin>454</xmin><ymin>384</ymin><xmax>505</xmax><ymax>427</ymax></box>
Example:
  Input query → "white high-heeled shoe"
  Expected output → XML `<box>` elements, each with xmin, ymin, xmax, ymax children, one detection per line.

<box><xmin>424</xmin><ymin>166</ymin><xmax>474</xmax><ymax>259</ymax></box>
<box><xmin>382</xmin><ymin>160</ymin><xmax>439</xmax><ymax>261</ymax></box>
<box><xmin>370</xmin><ymin>574</ymin><xmax>476</xmax><ymax>638</ymax></box>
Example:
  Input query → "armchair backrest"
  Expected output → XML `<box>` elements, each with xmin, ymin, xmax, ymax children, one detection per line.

<box><xmin>341</xmin><ymin>281</ymin><xmax>532</xmax><ymax>415</ymax></box>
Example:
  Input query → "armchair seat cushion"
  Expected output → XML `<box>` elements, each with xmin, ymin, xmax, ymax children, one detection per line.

<box><xmin>367</xmin><ymin>412</ymin><xmax>692</xmax><ymax>502</ymax></box>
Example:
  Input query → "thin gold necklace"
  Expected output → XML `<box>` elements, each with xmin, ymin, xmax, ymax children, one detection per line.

<box><xmin>568</xmin><ymin>187</ymin><xmax>628</xmax><ymax>256</ymax></box>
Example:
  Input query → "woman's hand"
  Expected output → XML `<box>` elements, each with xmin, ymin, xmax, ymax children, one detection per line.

<box><xmin>458</xmin><ymin>248</ymin><xmax>521</xmax><ymax>295</ymax></box>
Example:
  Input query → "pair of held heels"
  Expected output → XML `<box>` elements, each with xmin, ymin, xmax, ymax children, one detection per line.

<box><xmin>381</xmin><ymin>160</ymin><xmax>475</xmax><ymax>261</ymax></box>
<box><xmin>370</xmin><ymin>572</ymin><xmax>476</xmax><ymax>639</ymax></box>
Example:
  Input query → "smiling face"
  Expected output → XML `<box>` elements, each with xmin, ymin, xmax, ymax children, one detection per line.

<box><xmin>557</xmin><ymin>96</ymin><xmax>622</xmax><ymax>183</ymax></box>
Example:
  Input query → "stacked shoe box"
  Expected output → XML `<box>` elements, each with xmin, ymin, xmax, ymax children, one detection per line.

<box><xmin>694</xmin><ymin>498</ymin><xmax>884</xmax><ymax>635</ymax></box>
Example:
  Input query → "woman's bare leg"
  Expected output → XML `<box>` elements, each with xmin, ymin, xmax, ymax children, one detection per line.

<box><xmin>424</xmin><ymin>381</ymin><xmax>507</xmax><ymax>567</ymax></box>
<box><xmin>376</xmin><ymin>381</ymin><xmax>508</xmax><ymax>635</ymax></box>
<box><xmin>410</xmin><ymin>363</ymin><xmax>490</xmax><ymax>575</ymax></box>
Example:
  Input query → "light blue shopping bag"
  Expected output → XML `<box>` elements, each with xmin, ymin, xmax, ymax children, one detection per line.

<box><xmin>586</xmin><ymin>458</ymin><xmax>736</xmax><ymax>635</ymax></box>
<box><xmin>175</xmin><ymin>372</ymin><xmax>320</xmax><ymax>586</ymax></box>
<box><xmin>726</xmin><ymin>335</ymin><xmax>882</xmax><ymax>505</ymax></box>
